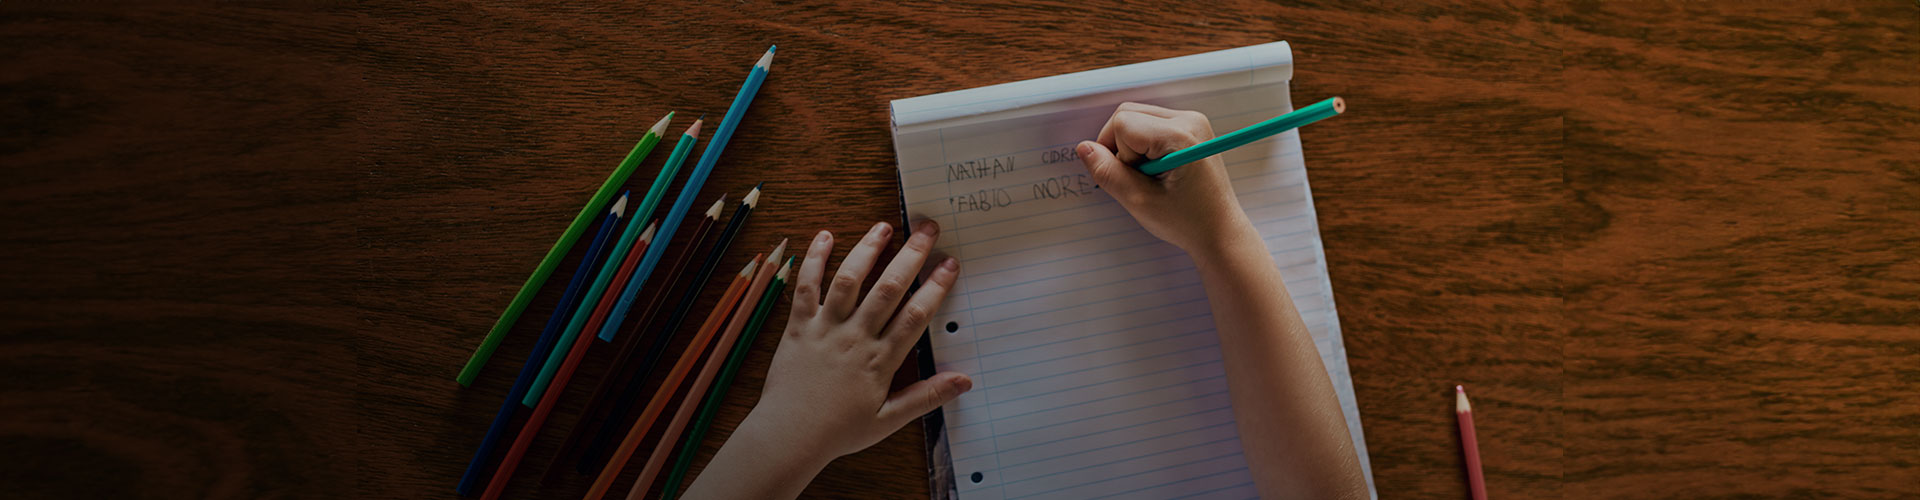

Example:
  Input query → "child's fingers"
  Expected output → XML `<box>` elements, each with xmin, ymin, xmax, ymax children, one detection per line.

<box><xmin>876</xmin><ymin>371</ymin><xmax>972</xmax><ymax>429</ymax></box>
<box><xmin>856</xmin><ymin>219</ymin><xmax>939</xmax><ymax>330</ymax></box>
<box><xmin>880</xmin><ymin>255</ymin><xmax>956</xmax><ymax>361</ymax></box>
<box><xmin>825</xmin><ymin>222</ymin><xmax>892</xmax><ymax>320</ymax></box>
<box><xmin>1078</xmin><ymin>141</ymin><xmax>1153</xmax><ymax>204</ymax></box>
<box><xmin>1115</xmin><ymin>101</ymin><xmax>1184</xmax><ymax>119</ymax></box>
<box><xmin>792</xmin><ymin>230</ymin><xmax>833</xmax><ymax>320</ymax></box>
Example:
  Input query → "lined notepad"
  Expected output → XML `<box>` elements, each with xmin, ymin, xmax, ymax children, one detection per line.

<box><xmin>889</xmin><ymin>42</ymin><xmax>1373</xmax><ymax>500</ymax></box>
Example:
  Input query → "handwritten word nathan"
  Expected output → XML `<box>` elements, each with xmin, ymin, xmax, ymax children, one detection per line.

<box><xmin>946</xmin><ymin>156</ymin><xmax>1017</xmax><ymax>182</ymax></box>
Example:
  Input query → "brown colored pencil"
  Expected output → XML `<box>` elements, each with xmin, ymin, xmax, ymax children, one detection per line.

<box><xmin>541</xmin><ymin>197</ymin><xmax>727</xmax><ymax>483</ymax></box>
<box><xmin>583</xmin><ymin>258</ymin><xmax>757</xmax><ymax>500</ymax></box>
<box><xmin>624</xmin><ymin>240</ymin><xmax>786</xmax><ymax>500</ymax></box>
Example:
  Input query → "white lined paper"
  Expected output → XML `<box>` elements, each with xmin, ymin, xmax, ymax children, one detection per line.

<box><xmin>891</xmin><ymin>41</ymin><xmax>1373</xmax><ymax>500</ymax></box>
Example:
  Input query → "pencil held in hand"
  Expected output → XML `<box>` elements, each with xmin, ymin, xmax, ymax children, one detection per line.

<box><xmin>1133</xmin><ymin>97</ymin><xmax>1344</xmax><ymax>175</ymax></box>
<box><xmin>1457</xmin><ymin>385</ymin><xmax>1487</xmax><ymax>500</ymax></box>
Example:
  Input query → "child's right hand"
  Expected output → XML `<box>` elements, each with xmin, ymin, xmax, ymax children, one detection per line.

<box><xmin>1077</xmin><ymin>103</ymin><xmax>1259</xmax><ymax>256</ymax></box>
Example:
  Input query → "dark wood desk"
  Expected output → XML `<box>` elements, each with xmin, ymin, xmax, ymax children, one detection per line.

<box><xmin>3</xmin><ymin>2</ymin><xmax>1914</xmax><ymax>498</ymax></box>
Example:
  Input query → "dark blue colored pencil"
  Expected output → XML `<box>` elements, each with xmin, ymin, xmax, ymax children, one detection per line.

<box><xmin>455</xmin><ymin>192</ymin><xmax>631</xmax><ymax>496</ymax></box>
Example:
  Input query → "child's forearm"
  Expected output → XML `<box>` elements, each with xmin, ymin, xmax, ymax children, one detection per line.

<box><xmin>679</xmin><ymin>412</ymin><xmax>831</xmax><ymax>500</ymax></box>
<box><xmin>1191</xmin><ymin>224</ymin><xmax>1368</xmax><ymax>500</ymax></box>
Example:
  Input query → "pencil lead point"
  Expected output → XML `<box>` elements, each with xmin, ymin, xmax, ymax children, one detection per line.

<box><xmin>767</xmin><ymin>238</ymin><xmax>789</xmax><ymax>266</ymax></box>
<box><xmin>741</xmin><ymin>258</ymin><xmax>759</xmax><ymax>277</ymax></box>
<box><xmin>705</xmin><ymin>196</ymin><xmax>727</xmax><ymax>219</ymax></box>
<box><xmin>756</xmin><ymin>46</ymin><xmax>776</xmax><ymax>70</ymax></box>
<box><xmin>640</xmin><ymin>219</ymin><xmax>660</xmax><ymax>243</ymax></box>
<box><xmin>776</xmin><ymin>257</ymin><xmax>793</xmax><ymax>280</ymax></box>
<box><xmin>743</xmin><ymin>184</ymin><xmax>762</xmax><ymax>208</ymax></box>
<box><xmin>610</xmin><ymin>192</ymin><xmax>630</xmax><ymax>216</ymax></box>
<box><xmin>1455</xmin><ymin>386</ymin><xmax>1472</xmax><ymax>413</ymax></box>
<box><xmin>685</xmin><ymin>117</ymin><xmax>704</xmax><ymax>139</ymax></box>
<box><xmin>650</xmin><ymin>111</ymin><xmax>674</xmax><ymax>136</ymax></box>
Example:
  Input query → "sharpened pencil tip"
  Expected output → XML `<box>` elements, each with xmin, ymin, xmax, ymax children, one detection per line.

<box><xmin>776</xmin><ymin>257</ymin><xmax>793</xmax><ymax>280</ymax></box>
<box><xmin>1456</xmin><ymin>386</ymin><xmax>1472</xmax><ymax>413</ymax></box>
<box><xmin>610</xmin><ymin>192</ymin><xmax>630</xmax><ymax>216</ymax></box>
<box><xmin>685</xmin><ymin>118</ymin><xmax>704</xmax><ymax>139</ymax></box>
<box><xmin>740</xmin><ymin>258</ymin><xmax>758</xmax><ymax>278</ymax></box>
<box><xmin>756</xmin><ymin>46</ymin><xmax>775</xmax><ymax>70</ymax></box>
<box><xmin>767</xmin><ymin>239</ymin><xmax>788</xmax><ymax>266</ymax></box>
<box><xmin>743</xmin><ymin>185</ymin><xmax>762</xmax><ymax>208</ymax></box>
<box><xmin>650</xmin><ymin>111</ymin><xmax>674</xmax><ymax>136</ymax></box>
<box><xmin>640</xmin><ymin>219</ymin><xmax>660</xmax><ymax>243</ymax></box>
<box><xmin>705</xmin><ymin>196</ymin><xmax>727</xmax><ymax>219</ymax></box>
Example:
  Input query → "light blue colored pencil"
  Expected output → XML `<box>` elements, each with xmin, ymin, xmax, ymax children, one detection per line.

<box><xmin>598</xmin><ymin>45</ymin><xmax>776</xmax><ymax>343</ymax></box>
<box><xmin>1135</xmin><ymin>96</ymin><xmax>1345</xmax><ymax>175</ymax></box>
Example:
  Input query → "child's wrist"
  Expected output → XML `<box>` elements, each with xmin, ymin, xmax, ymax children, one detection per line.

<box><xmin>1184</xmin><ymin>217</ymin><xmax>1263</xmax><ymax>263</ymax></box>
<box><xmin>734</xmin><ymin>408</ymin><xmax>837</xmax><ymax>473</ymax></box>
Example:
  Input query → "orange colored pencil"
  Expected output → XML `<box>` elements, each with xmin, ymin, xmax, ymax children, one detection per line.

<box><xmin>477</xmin><ymin>224</ymin><xmax>659</xmax><ymax>500</ymax></box>
<box><xmin>584</xmin><ymin>257</ymin><xmax>758</xmax><ymax>500</ymax></box>
<box><xmin>1457</xmin><ymin>385</ymin><xmax>1487</xmax><ymax>500</ymax></box>
<box><xmin>624</xmin><ymin>240</ymin><xmax>786</xmax><ymax>500</ymax></box>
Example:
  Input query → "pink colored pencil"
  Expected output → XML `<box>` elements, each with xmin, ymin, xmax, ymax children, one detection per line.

<box><xmin>624</xmin><ymin>241</ymin><xmax>785</xmax><ymax>500</ymax></box>
<box><xmin>1456</xmin><ymin>385</ymin><xmax>1487</xmax><ymax>500</ymax></box>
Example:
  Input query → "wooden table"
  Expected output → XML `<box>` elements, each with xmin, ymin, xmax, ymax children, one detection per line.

<box><xmin>3</xmin><ymin>2</ymin><xmax>1915</xmax><ymax>498</ymax></box>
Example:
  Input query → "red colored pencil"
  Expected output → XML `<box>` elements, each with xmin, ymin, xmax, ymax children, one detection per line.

<box><xmin>584</xmin><ymin>258</ymin><xmax>757</xmax><ymax>500</ymax></box>
<box><xmin>624</xmin><ymin>240</ymin><xmax>785</xmax><ymax>500</ymax></box>
<box><xmin>542</xmin><ymin>197</ymin><xmax>726</xmax><ymax>484</ymax></box>
<box><xmin>1457</xmin><ymin>385</ymin><xmax>1487</xmax><ymax>500</ymax></box>
<box><xmin>476</xmin><ymin>225</ymin><xmax>660</xmax><ymax>500</ymax></box>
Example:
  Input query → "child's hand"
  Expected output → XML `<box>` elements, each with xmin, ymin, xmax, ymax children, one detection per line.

<box><xmin>740</xmin><ymin>220</ymin><xmax>970</xmax><ymax>464</ymax></box>
<box><xmin>1078</xmin><ymin>103</ymin><xmax>1258</xmax><ymax>255</ymax></box>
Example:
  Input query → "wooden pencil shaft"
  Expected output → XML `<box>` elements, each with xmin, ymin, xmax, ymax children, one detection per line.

<box><xmin>631</xmin><ymin>130</ymin><xmax>700</xmax><ymax>229</ymax></box>
<box><xmin>524</xmin><ymin>200</ymin><xmax>691</xmax><ymax>404</ymax></box>
<box><xmin>460</xmin><ymin>122</ymin><xmax>666</xmax><ymax>385</ymax></box>
<box><xmin>547</xmin><ymin>217</ymin><xmax>720</xmax><ymax>481</ymax></box>
<box><xmin>657</xmin><ymin>275</ymin><xmax>785</xmax><ymax>500</ymax></box>
<box><xmin>476</xmin><ymin>237</ymin><xmax>659</xmax><ymax>500</ymax></box>
<box><xmin>596</xmin><ymin>47</ymin><xmax>772</xmax><ymax>344</ymax></box>
<box><xmin>456</xmin><ymin>206</ymin><xmax>624</xmax><ymax>495</ymax></box>
<box><xmin>626</xmin><ymin>247</ymin><xmax>782</xmax><ymax>500</ymax></box>
<box><xmin>580</xmin><ymin>201</ymin><xmax>754</xmax><ymax>470</ymax></box>
<box><xmin>1135</xmin><ymin>97</ymin><xmax>1344</xmax><ymax>176</ymax></box>
<box><xmin>584</xmin><ymin>265</ymin><xmax>755</xmax><ymax>500</ymax></box>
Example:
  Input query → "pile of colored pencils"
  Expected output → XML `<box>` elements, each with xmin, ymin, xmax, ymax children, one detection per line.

<box><xmin>453</xmin><ymin>46</ymin><xmax>790</xmax><ymax>500</ymax></box>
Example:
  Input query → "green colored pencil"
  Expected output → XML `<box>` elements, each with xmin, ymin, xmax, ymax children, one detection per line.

<box><xmin>1135</xmin><ymin>97</ymin><xmax>1345</xmax><ymax>175</ymax></box>
<box><xmin>657</xmin><ymin>257</ymin><xmax>789</xmax><ymax>500</ymax></box>
<box><xmin>518</xmin><ymin>117</ymin><xmax>706</xmax><ymax>404</ymax></box>
<box><xmin>457</xmin><ymin>111</ymin><xmax>674</xmax><ymax>387</ymax></box>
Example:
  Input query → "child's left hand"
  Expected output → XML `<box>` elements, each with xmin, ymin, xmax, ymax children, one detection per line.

<box><xmin>737</xmin><ymin>220</ymin><xmax>971</xmax><ymax>464</ymax></box>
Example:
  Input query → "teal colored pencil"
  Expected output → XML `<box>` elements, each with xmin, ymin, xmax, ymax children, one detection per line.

<box><xmin>457</xmin><ymin>111</ymin><xmax>674</xmax><ymax>387</ymax></box>
<box><xmin>519</xmin><ymin>118</ymin><xmax>705</xmax><ymax>405</ymax></box>
<box><xmin>598</xmin><ymin>45</ymin><xmax>776</xmax><ymax>343</ymax></box>
<box><xmin>657</xmin><ymin>257</ymin><xmax>789</xmax><ymax>500</ymax></box>
<box><xmin>1135</xmin><ymin>97</ymin><xmax>1345</xmax><ymax>176</ymax></box>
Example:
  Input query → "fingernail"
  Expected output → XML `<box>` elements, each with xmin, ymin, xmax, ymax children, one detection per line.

<box><xmin>939</xmin><ymin>257</ymin><xmax>958</xmax><ymax>272</ymax></box>
<box><xmin>953</xmin><ymin>376</ymin><xmax>973</xmax><ymax>393</ymax></box>
<box><xmin>816</xmin><ymin>230</ymin><xmax>831</xmax><ymax>243</ymax></box>
<box><xmin>872</xmin><ymin>221</ymin><xmax>891</xmax><ymax>236</ymax></box>
<box><xmin>1076</xmin><ymin>142</ymin><xmax>1093</xmax><ymax>158</ymax></box>
<box><xmin>915</xmin><ymin>219</ymin><xmax>937</xmax><ymax>235</ymax></box>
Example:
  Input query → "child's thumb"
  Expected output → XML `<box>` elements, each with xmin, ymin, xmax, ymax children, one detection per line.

<box><xmin>878</xmin><ymin>371</ymin><xmax>972</xmax><ymax>428</ymax></box>
<box><xmin>1078</xmin><ymin>141</ymin><xmax>1151</xmax><ymax>202</ymax></box>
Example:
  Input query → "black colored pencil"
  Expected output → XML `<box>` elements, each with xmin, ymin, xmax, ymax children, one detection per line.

<box><xmin>578</xmin><ymin>183</ymin><xmax>763</xmax><ymax>472</ymax></box>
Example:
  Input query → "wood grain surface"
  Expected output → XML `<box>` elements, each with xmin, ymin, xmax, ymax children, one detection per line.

<box><xmin>2</xmin><ymin>1</ymin><xmax>1915</xmax><ymax>499</ymax></box>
